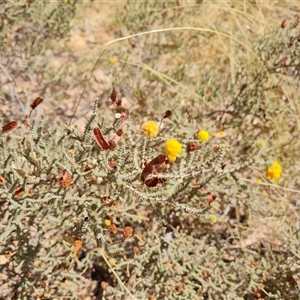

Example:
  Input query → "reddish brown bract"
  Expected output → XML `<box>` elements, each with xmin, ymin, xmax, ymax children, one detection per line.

<box><xmin>141</xmin><ymin>154</ymin><xmax>168</xmax><ymax>187</ymax></box>
<box><xmin>2</xmin><ymin>121</ymin><xmax>18</xmax><ymax>134</ymax></box>
<box><xmin>116</xmin><ymin>129</ymin><xmax>123</xmax><ymax>137</ymax></box>
<box><xmin>30</xmin><ymin>97</ymin><xmax>43</xmax><ymax>110</ymax></box>
<box><xmin>93</xmin><ymin>127</ymin><xmax>110</xmax><ymax>150</ymax></box>
<box><xmin>111</xmin><ymin>87</ymin><xmax>117</xmax><ymax>103</ymax></box>
<box><xmin>163</xmin><ymin>110</ymin><xmax>172</xmax><ymax>118</ymax></box>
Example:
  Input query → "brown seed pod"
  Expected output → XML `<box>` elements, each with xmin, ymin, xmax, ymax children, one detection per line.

<box><xmin>116</xmin><ymin>128</ymin><xmax>123</xmax><ymax>137</ymax></box>
<box><xmin>159</xmin><ymin>110</ymin><xmax>172</xmax><ymax>128</ymax></box>
<box><xmin>30</xmin><ymin>97</ymin><xmax>43</xmax><ymax>110</ymax></box>
<box><xmin>93</xmin><ymin>127</ymin><xmax>110</xmax><ymax>150</ymax></box>
<box><xmin>164</xmin><ymin>110</ymin><xmax>172</xmax><ymax>118</ymax></box>
<box><xmin>0</xmin><ymin>175</ymin><xmax>5</xmax><ymax>185</ymax></box>
<box><xmin>108</xmin><ymin>139</ymin><xmax>116</xmax><ymax>150</ymax></box>
<box><xmin>111</xmin><ymin>87</ymin><xmax>117</xmax><ymax>103</ymax></box>
<box><xmin>115</xmin><ymin>99</ymin><xmax>122</xmax><ymax>106</ymax></box>
<box><xmin>141</xmin><ymin>154</ymin><xmax>167</xmax><ymax>187</ymax></box>
<box><xmin>108</xmin><ymin>127</ymin><xmax>125</xmax><ymax>150</ymax></box>
<box><xmin>2</xmin><ymin>121</ymin><xmax>18</xmax><ymax>134</ymax></box>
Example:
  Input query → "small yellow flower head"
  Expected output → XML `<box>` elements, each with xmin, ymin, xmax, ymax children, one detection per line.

<box><xmin>109</xmin><ymin>58</ymin><xmax>116</xmax><ymax>64</ymax></box>
<box><xmin>104</xmin><ymin>219</ymin><xmax>111</xmax><ymax>227</ymax></box>
<box><xmin>197</xmin><ymin>130</ymin><xmax>210</xmax><ymax>142</ymax></box>
<box><xmin>229</xmin><ymin>274</ymin><xmax>237</xmax><ymax>281</ymax></box>
<box><xmin>67</xmin><ymin>150</ymin><xmax>73</xmax><ymax>157</ymax></box>
<box><xmin>265</xmin><ymin>160</ymin><xmax>282</xmax><ymax>180</ymax></box>
<box><xmin>165</xmin><ymin>139</ymin><xmax>182</xmax><ymax>162</ymax></box>
<box><xmin>142</xmin><ymin>121</ymin><xmax>159</xmax><ymax>137</ymax></box>
<box><xmin>109</xmin><ymin>258</ymin><xmax>116</xmax><ymax>266</ymax></box>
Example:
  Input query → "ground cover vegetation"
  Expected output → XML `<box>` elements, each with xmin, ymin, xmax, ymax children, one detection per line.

<box><xmin>0</xmin><ymin>1</ymin><xmax>300</xmax><ymax>299</ymax></box>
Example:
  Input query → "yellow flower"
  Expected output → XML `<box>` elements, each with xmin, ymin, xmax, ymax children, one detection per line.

<box><xmin>104</xmin><ymin>219</ymin><xmax>111</xmax><ymax>226</ymax></box>
<box><xmin>142</xmin><ymin>121</ymin><xmax>159</xmax><ymax>137</ymax></box>
<box><xmin>109</xmin><ymin>258</ymin><xmax>116</xmax><ymax>266</ymax></box>
<box><xmin>197</xmin><ymin>130</ymin><xmax>210</xmax><ymax>142</ymax></box>
<box><xmin>165</xmin><ymin>139</ymin><xmax>182</xmax><ymax>162</ymax></box>
<box><xmin>265</xmin><ymin>160</ymin><xmax>282</xmax><ymax>180</ymax></box>
<box><xmin>109</xmin><ymin>58</ymin><xmax>116</xmax><ymax>64</ymax></box>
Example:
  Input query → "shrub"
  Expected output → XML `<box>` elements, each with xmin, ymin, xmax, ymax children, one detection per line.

<box><xmin>1</xmin><ymin>1</ymin><xmax>300</xmax><ymax>299</ymax></box>
<box><xmin>0</xmin><ymin>90</ymin><xmax>245</xmax><ymax>298</ymax></box>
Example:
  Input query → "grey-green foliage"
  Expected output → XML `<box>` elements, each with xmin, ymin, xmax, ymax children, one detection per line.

<box><xmin>90</xmin><ymin>2</ymin><xmax>300</xmax><ymax>297</ymax></box>
<box><xmin>1</xmin><ymin>1</ymin><xmax>300</xmax><ymax>298</ymax></box>
<box><xmin>0</xmin><ymin>95</ymin><xmax>250</xmax><ymax>299</ymax></box>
